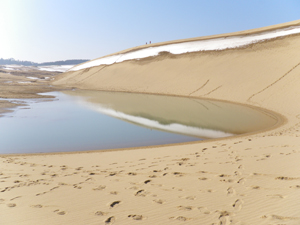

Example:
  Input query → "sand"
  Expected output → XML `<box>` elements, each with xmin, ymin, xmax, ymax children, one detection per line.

<box><xmin>1</xmin><ymin>20</ymin><xmax>300</xmax><ymax>224</ymax></box>
<box><xmin>0</xmin><ymin>67</ymin><xmax>65</xmax><ymax>117</ymax></box>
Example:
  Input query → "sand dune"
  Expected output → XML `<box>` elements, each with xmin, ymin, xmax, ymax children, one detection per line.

<box><xmin>1</xmin><ymin>20</ymin><xmax>300</xmax><ymax>224</ymax></box>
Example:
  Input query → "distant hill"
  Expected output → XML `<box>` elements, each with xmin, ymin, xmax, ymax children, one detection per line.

<box><xmin>0</xmin><ymin>58</ymin><xmax>89</xmax><ymax>66</ymax></box>
<box><xmin>39</xmin><ymin>59</ymin><xmax>90</xmax><ymax>66</ymax></box>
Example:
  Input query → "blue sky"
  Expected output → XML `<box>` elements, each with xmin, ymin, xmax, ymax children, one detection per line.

<box><xmin>0</xmin><ymin>0</ymin><xmax>299</xmax><ymax>63</ymax></box>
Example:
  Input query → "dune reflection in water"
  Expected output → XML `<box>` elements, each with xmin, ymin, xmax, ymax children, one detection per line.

<box><xmin>66</xmin><ymin>90</ymin><xmax>277</xmax><ymax>138</ymax></box>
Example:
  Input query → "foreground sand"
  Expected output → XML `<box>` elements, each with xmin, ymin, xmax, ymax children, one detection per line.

<box><xmin>1</xmin><ymin>20</ymin><xmax>300</xmax><ymax>224</ymax></box>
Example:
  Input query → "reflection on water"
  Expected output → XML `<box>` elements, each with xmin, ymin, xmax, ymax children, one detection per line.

<box><xmin>0</xmin><ymin>90</ymin><xmax>278</xmax><ymax>154</ymax></box>
<box><xmin>65</xmin><ymin>90</ymin><xmax>278</xmax><ymax>136</ymax></box>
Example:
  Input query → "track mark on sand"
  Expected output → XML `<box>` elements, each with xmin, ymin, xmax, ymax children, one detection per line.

<box><xmin>135</xmin><ymin>189</ymin><xmax>148</xmax><ymax>197</ymax></box>
<box><xmin>169</xmin><ymin>216</ymin><xmax>192</xmax><ymax>221</ymax></box>
<box><xmin>237</xmin><ymin>178</ymin><xmax>245</xmax><ymax>184</ymax></box>
<box><xmin>178</xmin><ymin>205</ymin><xmax>194</xmax><ymax>211</ymax></box>
<box><xmin>267</xmin><ymin>194</ymin><xmax>285</xmax><ymax>198</ymax></box>
<box><xmin>153</xmin><ymin>199</ymin><xmax>165</xmax><ymax>204</ymax></box>
<box><xmin>232</xmin><ymin>199</ymin><xmax>243</xmax><ymax>211</ymax></box>
<box><xmin>93</xmin><ymin>185</ymin><xmax>106</xmax><ymax>191</ymax></box>
<box><xmin>54</xmin><ymin>209</ymin><xmax>66</xmax><ymax>215</ymax></box>
<box><xmin>105</xmin><ymin>216</ymin><xmax>115</xmax><ymax>224</ymax></box>
<box><xmin>128</xmin><ymin>214</ymin><xmax>145</xmax><ymax>220</ymax></box>
<box><xmin>248</xmin><ymin>60</ymin><xmax>300</xmax><ymax>101</ymax></box>
<box><xmin>262</xmin><ymin>214</ymin><xmax>300</xmax><ymax>221</ymax></box>
<box><xmin>10</xmin><ymin>196</ymin><xmax>22</xmax><ymax>201</ymax></box>
<box><xmin>227</xmin><ymin>187</ymin><xmax>235</xmax><ymax>196</ymax></box>
<box><xmin>95</xmin><ymin>211</ymin><xmax>109</xmax><ymax>216</ymax></box>
<box><xmin>204</xmin><ymin>85</ymin><xmax>222</xmax><ymax>96</ymax></box>
<box><xmin>7</xmin><ymin>203</ymin><xmax>16</xmax><ymax>207</ymax></box>
<box><xmin>144</xmin><ymin>179</ymin><xmax>151</xmax><ymax>184</ymax></box>
<box><xmin>276</xmin><ymin>176</ymin><xmax>300</xmax><ymax>180</ymax></box>
<box><xmin>57</xmin><ymin>211</ymin><xmax>66</xmax><ymax>215</ymax></box>
<box><xmin>189</xmin><ymin>79</ymin><xmax>209</xmax><ymax>96</ymax></box>
<box><xmin>31</xmin><ymin>204</ymin><xmax>43</xmax><ymax>208</ymax></box>
<box><xmin>109</xmin><ymin>201</ymin><xmax>121</xmax><ymax>208</ymax></box>
<box><xmin>218</xmin><ymin>211</ymin><xmax>232</xmax><ymax>225</ymax></box>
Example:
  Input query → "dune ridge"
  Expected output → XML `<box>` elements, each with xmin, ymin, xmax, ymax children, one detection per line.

<box><xmin>1</xmin><ymin>20</ymin><xmax>300</xmax><ymax>224</ymax></box>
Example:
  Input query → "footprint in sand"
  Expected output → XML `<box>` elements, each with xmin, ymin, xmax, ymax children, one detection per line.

<box><xmin>227</xmin><ymin>187</ymin><xmax>235</xmax><ymax>196</ymax></box>
<box><xmin>57</xmin><ymin>211</ymin><xmax>66</xmax><ymax>215</ymax></box>
<box><xmin>234</xmin><ymin>171</ymin><xmax>241</xmax><ymax>176</ymax></box>
<box><xmin>221</xmin><ymin>178</ymin><xmax>235</xmax><ymax>183</ymax></box>
<box><xmin>93</xmin><ymin>185</ymin><xmax>106</xmax><ymax>191</ymax></box>
<box><xmin>185</xmin><ymin>196</ymin><xmax>196</xmax><ymax>200</ymax></box>
<box><xmin>177</xmin><ymin>205</ymin><xmax>194</xmax><ymax>211</ymax></box>
<box><xmin>267</xmin><ymin>194</ymin><xmax>285</xmax><ymax>199</ymax></box>
<box><xmin>128</xmin><ymin>214</ymin><xmax>145</xmax><ymax>220</ymax></box>
<box><xmin>144</xmin><ymin>179</ymin><xmax>151</xmax><ymax>184</ymax></box>
<box><xmin>198</xmin><ymin>207</ymin><xmax>211</xmax><ymax>214</ymax></box>
<box><xmin>237</xmin><ymin>178</ymin><xmax>245</xmax><ymax>184</ymax></box>
<box><xmin>128</xmin><ymin>186</ymin><xmax>139</xmax><ymax>190</ymax></box>
<box><xmin>109</xmin><ymin>201</ymin><xmax>121</xmax><ymax>208</ymax></box>
<box><xmin>135</xmin><ymin>189</ymin><xmax>148</xmax><ymax>197</ymax></box>
<box><xmin>31</xmin><ymin>204</ymin><xmax>43</xmax><ymax>208</ymax></box>
<box><xmin>95</xmin><ymin>211</ymin><xmax>109</xmax><ymax>216</ymax></box>
<box><xmin>73</xmin><ymin>184</ymin><xmax>82</xmax><ymax>189</ymax></box>
<box><xmin>127</xmin><ymin>172</ymin><xmax>137</xmax><ymax>176</ymax></box>
<box><xmin>7</xmin><ymin>203</ymin><xmax>16</xmax><ymax>207</ymax></box>
<box><xmin>105</xmin><ymin>216</ymin><xmax>115</xmax><ymax>224</ymax></box>
<box><xmin>232</xmin><ymin>199</ymin><xmax>243</xmax><ymax>211</ymax></box>
<box><xmin>169</xmin><ymin>216</ymin><xmax>191</xmax><ymax>221</ymax></box>
<box><xmin>199</xmin><ymin>189</ymin><xmax>215</xmax><ymax>193</ymax></box>
<box><xmin>218</xmin><ymin>211</ymin><xmax>232</xmax><ymax>225</ymax></box>
<box><xmin>153</xmin><ymin>199</ymin><xmax>165</xmax><ymax>204</ymax></box>
<box><xmin>54</xmin><ymin>209</ymin><xmax>66</xmax><ymax>215</ymax></box>
<box><xmin>276</xmin><ymin>176</ymin><xmax>300</xmax><ymax>180</ymax></box>
<box><xmin>262</xmin><ymin>214</ymin><xmax>299</xmax><ymax>221</ymax></box>
<box><xmin>173</xmin><ymin>172</ymin><xmax>184</xmax><ymax>177</ymax></box>
<box><xmin>238</xmin><ymin>165</ymin><xmax>244</xmax><ymax>170</ymax></box>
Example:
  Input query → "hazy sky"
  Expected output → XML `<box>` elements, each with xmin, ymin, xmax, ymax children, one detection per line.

<box><xmin>0</xmin><ymin>0</ymin><xmax>299</xmax><ymax>63</ymax></box>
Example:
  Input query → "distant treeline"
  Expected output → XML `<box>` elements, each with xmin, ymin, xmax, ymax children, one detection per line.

<box><xmin>0</xmin><ymin>58</ymin><xmax>89</xmax><ymax>66</ymax></box>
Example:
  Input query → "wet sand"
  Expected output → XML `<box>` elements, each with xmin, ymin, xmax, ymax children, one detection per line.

<box><xmin>0</xmin><ymin>68</ymin><xmax>67</xmax><ymax>116</ymax></box>
<box><xmin>1</xmin><ymin>20</ymin><xmax>300</xmax><ymax>224</ymax></box>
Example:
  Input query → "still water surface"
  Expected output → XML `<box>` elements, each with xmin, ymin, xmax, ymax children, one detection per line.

<box><xmin>0</xmin><ymin>90</ymin><xmax>278</xmax><ymax>154</ymax></box>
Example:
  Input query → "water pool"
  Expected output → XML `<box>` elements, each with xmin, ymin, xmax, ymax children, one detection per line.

<box><xmin>0</xmin><ymin>90</ymin><xmax>278</xmax><ymax>154</ymax></box>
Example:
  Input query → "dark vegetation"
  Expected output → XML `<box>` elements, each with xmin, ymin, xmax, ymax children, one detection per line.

<box><xmin>0</xmin><ymin>58</ymin><xmax>89</xmax><ymax>66</ymax></box>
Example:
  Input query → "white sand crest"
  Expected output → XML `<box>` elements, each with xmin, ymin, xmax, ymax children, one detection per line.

<box><xmin>69</xmin><ymin>25</ymin><xmax>300</xmax><ymax>71</ymax></box>
<box><xmin>38</xmin><ymin>65</ymin><xmax>74</xmax><ymax>72</ymax></box>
